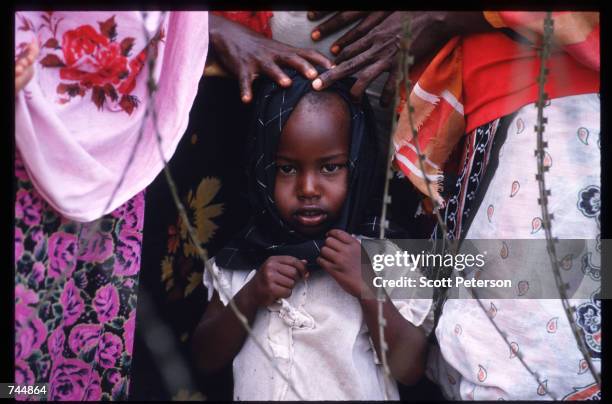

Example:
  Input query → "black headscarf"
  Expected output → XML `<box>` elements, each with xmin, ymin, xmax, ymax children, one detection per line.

<box><xmin>215</xmin><ymin>68</ymin><xmax>390</xmax><ymax>271</ymax></box>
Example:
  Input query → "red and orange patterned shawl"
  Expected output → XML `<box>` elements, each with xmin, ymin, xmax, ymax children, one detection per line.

<box><xmin>392</xmin><ymin>11</ymin><xmax>599</xmax><ymax>209</ymax></box>
<box><xmin>212</xmin><ymin>11</ymin><xmax>274</xmax><ymax>38</ymax></box>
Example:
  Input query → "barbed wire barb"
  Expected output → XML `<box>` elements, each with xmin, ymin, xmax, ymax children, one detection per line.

<box><xmin>395</xmin><ymin>12</ymin><xmax>568</xmax><ymax>399</ymax></box>
<box><xmin>142</xmin><ymin>12</ymin><xmax>305</xmax><ymax>400</ymax></box>
<box><xmin>533</xmin><ymin>11</ymin><xmax>601</xmax><ymax>387</ymax></box>
<box><xmin>19</xmin><ymin>10</ymin><xmax>600</xmax><ymax>401</ymax></box>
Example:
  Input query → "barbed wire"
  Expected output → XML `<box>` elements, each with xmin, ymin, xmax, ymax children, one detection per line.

<box><xmin>374</xmin><ymin>29</ymin><xmax>402</xmax><ymax>402</ymax></box>
<box><xmin>533</xmin><ymin>12</ymin><xmax>601</xmax><ymax>387</ymax></box>
<box><xmin>396</xmin><ymin>15</ymin><xmax>461</xmax><ymax>328</ymax></box>
<box><xmin>388</xmin><ymin>11</ymin><xmax>601</xmax><ymax>399</ymax></box>
<box><xmin>17</xmin><ymin>10</ymin><xmax>600</xmax><ymax>401</ymax></box>
<box><xmin>139</xmin><ymin>12</ymin><xmax>304</xmax><ymax>400</ymax></box>
<box><xmin>18</xmin><ymin>11</ymin><xmax>303</xmax><ymax>401</ymax></box>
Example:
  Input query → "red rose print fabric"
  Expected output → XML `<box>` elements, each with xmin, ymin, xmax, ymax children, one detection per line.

<box><xmin>15</xmin><ymin>11</ymin><xmax>209</xmax><ymax>222</ymax></box>
<box><xmin>33</xmin><ymin>14</ymin><xmax>165</xmax><ymax>114</ymax></box>
<box><xmin>212</xmin><ymin>11</ymin><xmax>273</xmax><ymax>38</ymax></box>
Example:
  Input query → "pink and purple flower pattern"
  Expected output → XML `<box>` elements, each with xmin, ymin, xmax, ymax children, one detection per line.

<box><xmin>93</xmin><ymin>284</ymin><xmax>120</xmax><ymax>323</ymax></box>
<box><xmin>15</xmin><ymin>150</ymin><xmax>143</xmax><ymax>401</ymax></box>
<box><xmin>48</xmin><ymin>232</ymin><xmax>78</xmax><ymax>279</ymax></box>
<box><xmin>48</xmin><ymin>358</ymin><xmax>102</xmax><ymax>401</ymax></box>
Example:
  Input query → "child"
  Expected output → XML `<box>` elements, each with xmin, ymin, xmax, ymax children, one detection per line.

<box><xmin>192</xmin><ymin>69</ymin><xmax>433</xmax><ymax>400</ymax></box>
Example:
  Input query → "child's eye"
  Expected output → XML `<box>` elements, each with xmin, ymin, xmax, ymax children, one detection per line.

<box><xmin>278</xmin><ymin>164</ymin><xmax>296</xmax><ymax>175</ymax></box>
<box><xmin>321</xmin><ymin>163</ymin><xmax>345</xmax><ymax>174</ymax></box>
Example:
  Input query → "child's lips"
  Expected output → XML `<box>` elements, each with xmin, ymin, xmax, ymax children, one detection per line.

<box><xmin>294</xmin><ymin>208</ymin><xmax>327</xmax><ymax>226</ymax></box>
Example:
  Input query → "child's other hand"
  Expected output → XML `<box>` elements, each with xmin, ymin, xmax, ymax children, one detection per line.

<box><xmin>317</xmin><ymin>229</ymin><xmax>372</xmax><ymax>298</ymax></box>
<box><xmin>249</xmin><ymin>256</ymin><xmax>309</xmax><ymax>306</ymax></box>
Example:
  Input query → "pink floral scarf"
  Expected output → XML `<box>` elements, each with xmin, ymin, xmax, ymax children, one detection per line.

<box><xmin>15</xmin><ymin>11</ymin><xmax>208</xmax><ymax>222</ymax></box>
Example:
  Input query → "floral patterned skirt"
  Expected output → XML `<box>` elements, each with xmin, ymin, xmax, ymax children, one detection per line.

<box><xmin>15</xmin><ymin>151</ymin><xmax>144</xmax><ymax>401</ymax></box>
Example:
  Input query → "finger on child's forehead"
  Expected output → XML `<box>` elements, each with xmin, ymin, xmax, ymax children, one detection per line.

<box><xmin>283</xmin><ymin>54</ymin><xmax>317</xmax><ymax>79</ymax></box>
<box><xmin>239</xmin><ymin>72</ymin><xmax>254</xmax><ymax>103</ymax></box>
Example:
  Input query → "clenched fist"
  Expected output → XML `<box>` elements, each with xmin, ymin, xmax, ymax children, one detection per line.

<box><xmin>248</xmin><ymin>255</ymin><xmax>309</xmax><ymax>306</ymax></box>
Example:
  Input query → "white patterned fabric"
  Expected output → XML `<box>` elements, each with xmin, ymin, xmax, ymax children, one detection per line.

<box><xmin>428</xmin><ymin>93</ymin><xmax>601</xmax><ymax>400</ymax></box>
<box><xmin>203</xmin><ymin>236</ymin><xmax>434</xmax><ymax>401</ymax></box>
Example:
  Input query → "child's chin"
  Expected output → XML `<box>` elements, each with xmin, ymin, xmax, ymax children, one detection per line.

<box><xmin>293</xmin><ymin>223</ymin><xmax>329</xmax><ymax>238</ymax></box>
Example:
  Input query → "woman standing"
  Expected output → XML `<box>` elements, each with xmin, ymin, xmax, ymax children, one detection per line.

<box><xmin>14</xmin><ymin>11</ymin><xmax>208</xmax><ymax>400</ymax></box>
<box><xmin>391</xmin><ymin>11</ymin><xmax>600</xmax><ymax>400</ymax></box>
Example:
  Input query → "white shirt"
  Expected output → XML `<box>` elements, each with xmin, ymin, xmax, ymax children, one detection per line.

<box><xmin>203</xmin><ymin>239</ymin><xmax>433</xmax><ymax>401</ymax></box>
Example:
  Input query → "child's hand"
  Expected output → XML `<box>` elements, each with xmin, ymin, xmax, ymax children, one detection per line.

<box><xmin>249</xmin><ymin>256</ymin><xmax>309</xmax><ymax>306</ymax></box>
<box><xmin>317</xmin><ymin>229</ymin><xmax>372</xmax><ymax>298</ymax></box>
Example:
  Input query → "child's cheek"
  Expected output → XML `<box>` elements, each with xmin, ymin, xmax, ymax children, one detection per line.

<box><xmin>328</xmin><ymin>173</ymin><xmax>349</xmax><ymax>214</ymax></box>
<box><xmin>273</xmin><ymin>177</ymin><xmax>295</xmax><ymax>220</ymax></box>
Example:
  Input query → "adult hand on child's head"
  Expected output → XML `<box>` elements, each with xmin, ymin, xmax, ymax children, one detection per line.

<box><xmin>308</xmin><ymin>11</ymin><xmax>391</xmax><ymax>55</ymax></box>
<box><xmin>310</xmin><ymin>12</ymin><xmax>492</xmax><ymax>107</ymax></box>
<box><xmin>308</xmin><ymin>11</ymin><xmax>390</xmax><ymax>55</ymax></box>
<box><xmin>310</xmin><ymin>12</ymin><xmax>406</xmax><ymax>107</ymax></box>
<box><xmin>250</xmin><ymin>256</ymin><xmax>309</xmax><ymax>307</ymax></box>
<box><xmin>209</xmin><ymin>14</ymin><xmax>333</xmax><ymax>103</ymax></box>
<box><xmin>317</xmin><ymin>229</ymin><xmax>374</xmax><ymax>298</ymax></box>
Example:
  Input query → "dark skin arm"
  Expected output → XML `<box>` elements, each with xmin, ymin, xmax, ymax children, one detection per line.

<box><xmin>309</xmin><ymin>11</ymin><xmax>495</xmax><ymax>105</ymax></box>
<box><xmin>317</xmin><ymin>229</ymin><xmax>427</xmax><ymax>385</ymax></box>
<box><xmin>192</xmin><ymin>256</ymin><xmax>308</xmax><ymax>373</ymax></box>
<box><xmin>208</xmin><ymin>14</ymin><xmax>333</xmax><ymax>103</ymax></box>
<box><xmin>358</xmin><ymin>293</ymin><xmax>427</xmax><ymax>385</ymax></box>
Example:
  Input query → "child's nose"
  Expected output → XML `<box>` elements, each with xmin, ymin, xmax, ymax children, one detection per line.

<box><xmin>297</xmin><ymin>172</ymin><xmax>320</xmax><ymax>199</ymax></box>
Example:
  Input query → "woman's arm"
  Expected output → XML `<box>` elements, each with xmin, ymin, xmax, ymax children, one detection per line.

<box><xmin>15</xmin><ymin>40</ymin><xmax>39</xmax><ymax>93</ymax></box>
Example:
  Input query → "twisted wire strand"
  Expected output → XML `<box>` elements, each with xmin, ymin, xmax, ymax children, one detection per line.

<box><xmin>391</xmin><ymin>12</ymin><xmax>587</xmax><ymax>399</ymax></box>
<box><xmin>19</xmin><ymin>11</ymin><xmax>599</xmax><ymax>401</ymax></box>
<box><xmin>140</xmin><ymin>12</ymin><xmax>304</xmax><ymax>400</ymax></box>
<box><xmin>533</xmin><ymin>12</ymin><xmax>601</xmax><ymax>387</ymax></box>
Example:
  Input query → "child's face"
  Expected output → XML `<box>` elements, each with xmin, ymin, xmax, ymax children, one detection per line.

<box><xmin>274</xmin><ymin>94</ymin><xmax>350</xmax><ymax>237</ymax></box>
